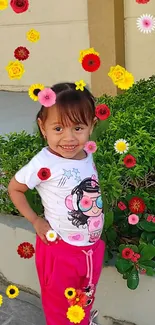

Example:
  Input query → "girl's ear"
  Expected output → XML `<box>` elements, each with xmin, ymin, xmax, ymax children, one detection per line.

<box><xmin>37</xmin><ymin>118</ymin><xmax>46</xmax><ymax>138</ymax></box>
<box><xmin>90</xmin><ymin>117</ymin><xmax>98</xmax><ymax>135</ymax></box>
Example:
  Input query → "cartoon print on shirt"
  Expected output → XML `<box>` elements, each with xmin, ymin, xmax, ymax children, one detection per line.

<box><xmin>58</xmin><ymin>168</ymin><xmax>81</xmax><ymax>187</ymax></box>
<box><xmin>65</xmin><ymin>176</ymin><xmax>104</xmax><ymax>243</ymax></box>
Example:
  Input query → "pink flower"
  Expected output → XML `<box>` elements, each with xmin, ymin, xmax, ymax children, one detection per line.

<box><xmin>84</xmin><ymin>141</ymin><xmax>97</xmax><ymax>154</ymax></box>
<box><xmin>140</xmin><ymin>269</ymin><xmax>146</xmax><ymax>275</ymax></box>
<box><xmin>128</xmin><ymin>214</ymin><xmax>139</xmax><ymax>225</ymax></box>
<box><xmin>38</xmin><ymin>88</ymin><xmax>56</xmax><ymax>107</ymax></box>
<box><xmin>147</xmin><ymin>215</ymin><xmax>153</xmax><ymax>222</ymax></box>
<box><xmin>118</xmin><ymin>201</ymin><xmax>127</xmax><ymax>211</ymax></box>
<box><xmin>152</xmin><ymin>217</ymin><xmax>155</xmax><ymax>223</ymax></box>
<box><xmin>79</xmin><ymin>196</ymin><xmax>92</xmax><ymax>210</ymax></box>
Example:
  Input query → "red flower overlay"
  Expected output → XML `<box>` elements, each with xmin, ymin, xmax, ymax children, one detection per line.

<box><xmin>14</xmin><ymin>46</ymin><xmax>30</xmax><ymax>61</ymax></box>
<box><xmin>10</xmin><ymin>0</ymin><xmax>29</xmax><ymax>13</ymax></box>
<box><xmin>122</xmin><ymin>248</ymin><xmax>133</xmax><ymax>259</ymax></box>
<box><xmin>123</xmin><ymin>154</ymin><xmax>136</xmax><ymax>168</ymax></box>
<box><xmin>17</xmin><ymin>242</ymin><xmax>35</xmax><ymax>259</ymax></box>
<box><xmin>118</xmin><ymin>201</ymin><xmax>127</xmax><ymax>211</ymax></box>
<box><xmin>82</xmin><ymin>53</ymin><xmax>101</xmax><ymax>72</ymax></box>
<box><xmin>128</xmin><ymin>197</ymin><xmax>145</xmax><ymax>214</ymax></box>
<box><xmin>69</xmin><ymin>290</ymin><xmax>87</xmax><ymax>307</ymax></box>
<box><xmin>136</xmin><ymin>0</ymin><xmax>150</xmax><ymax>3</ymax></box>
<box><xmin>37</xmin><ymin>168</ymin><xmax>51</xmax><ymax>180</ymax></box>
<box><xmin>95</xmin><ymin>104</ymin><xmax>111</xmax><ymax>120</ymax></box>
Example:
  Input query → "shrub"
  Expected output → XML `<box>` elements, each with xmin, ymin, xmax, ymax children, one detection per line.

<box><xmin>0</xmin><ymin>76</ymin><xmax>155</xmax><ymax>289</ymax></box>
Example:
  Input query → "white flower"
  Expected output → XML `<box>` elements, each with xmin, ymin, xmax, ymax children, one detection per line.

<box><xmin>114</xmin><ymin>139</ymin><xmax>129</xmax><ymax>154</ymax></box>
<box><xmin>136</xmin><ymin>14</ymin><xmax>155</xmax><ymax>34</ymax></box>
<box><xmin>46</xmin><ymin>230</ymin><xmax>57</xmax><ymax>242</ymax></box>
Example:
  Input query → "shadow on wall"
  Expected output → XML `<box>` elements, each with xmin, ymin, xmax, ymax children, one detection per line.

<box><xmin>0</xmin><ymin>91</ymin><xmax>40</xmax><ymax>135</ymax></box>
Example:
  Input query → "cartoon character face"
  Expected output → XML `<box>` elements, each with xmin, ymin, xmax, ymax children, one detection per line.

<box><xmin>78</xmin><ymin>191</ymin><xmax>103</xmax><ymax>217</ymax></box>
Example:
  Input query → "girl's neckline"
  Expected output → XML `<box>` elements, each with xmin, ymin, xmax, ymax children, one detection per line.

<box><xmin>43</xmin><ymin>147</ymin><xmax>90</xmax><ymax>162</ymax></box>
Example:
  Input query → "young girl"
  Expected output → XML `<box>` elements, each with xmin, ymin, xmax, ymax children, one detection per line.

<box><xmin>8</xmin><ymin>82</ymin><xmax>105</xmax><ymax>325</ymax></box>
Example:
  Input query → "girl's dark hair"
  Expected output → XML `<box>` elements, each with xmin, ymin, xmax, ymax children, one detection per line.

<box><xmin>68</xmin><ymin>178</ymin><xmax>100</xmax><ymax>228</ymax></box>
<box><xmin>36</xmin><ymin>82</ymin><xmax>96</xmax><ymax>135</ymax></box>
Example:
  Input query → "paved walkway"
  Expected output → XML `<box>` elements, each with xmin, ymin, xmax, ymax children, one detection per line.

<box><xmin>0</xmin><ymin>287</ymin><xmax>46</xmax><ymax>325</ymax></box>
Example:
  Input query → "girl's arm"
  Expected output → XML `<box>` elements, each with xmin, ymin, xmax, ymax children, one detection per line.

<box><xmin>8</xmin><ymin>177</ymin><xmax>38</xmax><ymax>225</ymax></box>
<box><xmin>8</xmin><ymin>177</ymin><xmax>51</xmax><ymax>244</ymax></box>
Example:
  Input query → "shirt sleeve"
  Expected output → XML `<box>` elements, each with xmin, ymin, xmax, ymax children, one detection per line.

<box><xmin>15</xmin><ymin>156</ymin><xmax>42</xmax><ymax>190</ymax></box>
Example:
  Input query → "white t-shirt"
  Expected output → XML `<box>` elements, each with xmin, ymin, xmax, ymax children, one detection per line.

<box><xmin>15</xmin><ymin>147</ymin><xmax>104</xmax><ymax>246</ymax></box>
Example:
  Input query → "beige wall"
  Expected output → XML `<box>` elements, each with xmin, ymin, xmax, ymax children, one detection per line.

<box><xmin>124</xmin><ymin>0</ymin><xmax>155</xmax><ymax>81</ymax></box>
<box><xmin>0</xmin><ymin>0</ymin><xmax>90</xmax><ymax>91</ymax></box>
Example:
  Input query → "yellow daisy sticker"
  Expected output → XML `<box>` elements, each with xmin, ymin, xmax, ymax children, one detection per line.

<box><xmin>0</xmin><ymin>0</ymin><xmax>8</xmax><ymax>10</ymax></box>
<box><xmin>28</xmin><ymin>84</ymin><xmax>44</xmax><ymax>101</ymax></box>
<box><xmin>26</xmin><ymin>29</ymin><xmax>40</xmax><ymax>43</ymax></box>
<box><xmin>114</xmin><ymin>139</ymin><xmax>129</xmax><ymax>154</ymax></box>
<box><xmin>0</xmin><ymin>294</ymin><xmax>3</xmax><ymax>306</ymax></box>
<box><xmin>64</xmin><ymin>287</ymin><xmax>76</xmax><ymax>299</ymax></box>
<box><xmin>75</xmin><ymin>80</ymin><xmax>86</xmax><ymax>91</ymax></box>
<box><xmin>79</xmin><ymin>47</ymin><xmax>99</xmax><ymax>63</ymax></box>
<box><xmin>6</xmin><ymin>285</ymin><xmax>19</xmax><ymax>299</ymax></box>
<box><xmin>6</xmin><ymin>61</ymin><xmax>25</xmax><ymax>80</ymax></box>
<box><xmin>67</xmin><ymin>305</ymin><xmax>85</xmax><ymax>324</ymax></box>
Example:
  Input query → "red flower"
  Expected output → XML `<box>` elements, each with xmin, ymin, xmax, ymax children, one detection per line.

<box><xmin>69</xmin><ymin>290</ymin><xmax>87</xmax><ymax>307</ymax></box>
<box><xmin>140</xmin><ymin>269</ymin><xmax>146</xmax><ymax>275</ymax></box>
<box><xmin>131</xmin><ymin>253</ymin><xmax>141</xmax><ymax>263</ymax></box>
<box><xmin>123</xmin><ymin>154</ymin><xmax>136</xmax><ymax>168</ymax></box>
<box><xmin>147</xmin><ymin>215</ymin><xmax>153</xmax><ymax>222</ymax></box>
<box><xmin>82</xmin><ymin>53</ymin><xmax>101</xmax><ymax>72</ymax></box>
<box><xmin>14</xmin><ymin>46</ymin><xmax>30</xmax><ymax>61</ymax></box>
<box><xmin>122</xmin><ymin>248</ymin><xmax>134</xmax><ymax>259</ymax></box>
<box><xmin>128</xmin><ymin>197</ymin><xmax>145</xmax><ymax>214</ymax></box>
<box><xmin>136</xmin><ymin>0</ymin><xmax>150</xmax><ymax>3</ymax></box>
<box><xmin>10</xmin><ymin>0</ymin><xmax>29</xmax><ymax>13</ymax></box>
<box><xmin>37</xmin><ymin>168</ymin><xmax>51</xmax><ymax>180</ymax></box>
<box><xmin>17</xmin><ymin>242</ymin><xmax>35</xmax><ymax>259</ymax></box>
<box><xmin>95</xmin><ymin>104</ymin><xmax>111</xmax><ymax>120</ymax></box>
<box><xmin>118</xmin><ymin>201</ymin><xmax>127</xmax><ymax>211</ymax></box>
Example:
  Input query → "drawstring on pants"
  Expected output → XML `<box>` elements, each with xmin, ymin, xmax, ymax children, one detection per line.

<box><xmin>82</xmin><ymin>249</ymin><xmax>93</xmax><ymax>287</ymax></box>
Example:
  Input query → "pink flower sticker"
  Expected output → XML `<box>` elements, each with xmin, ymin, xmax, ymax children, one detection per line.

<box><xmin>84</xmin><ymin>141</ymin><xmax>97</xmax><ymax>154</ymax></box>
<box><xmin>128</xmin><ymin>214</ymin><xmax>139</xmax><ymax>225</ymax></box>
<box><xmin>38</xmin><ymin>88</ymin><xmax>56</xmax><ymax>107</ymax></box>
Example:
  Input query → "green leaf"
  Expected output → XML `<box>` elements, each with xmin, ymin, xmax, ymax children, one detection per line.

<box><xmin>139</xmin><ymin>244</ymin><xmax>155</xmax><ymax>261</ymax></box>
<box><xmin>139</xmin><ymin>260</ymin><xmax>155</xmax><ymax>268</ymax></box>
<box><xmin>104</xmin><ymin>211</ymin><xmax>114</xmax><ymax>230</ymax></box>
<box><xmin>139</xmin><ymin>220</ymin><xmax>155</xmax><ymax>232</ymax></box>
<box><xmin>106</xmin><ymin>227</ymin><xmax>117</xmax><ymax>241</ymax></box>
<box><xmin>127</xmin><ymin>268</ymin><xmax>139</xmax><ymax>290</ymax></box>
<box><xmin>115</xmin><ymin>258</ymin><xmax>133</xmax><ymax>274</ymax></box>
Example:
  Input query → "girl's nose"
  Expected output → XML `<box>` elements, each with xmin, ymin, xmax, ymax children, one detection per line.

<box><xmin>63</xmin><ymin>129</ymin><xmax>76</xmax><ymax>141</ymax></box>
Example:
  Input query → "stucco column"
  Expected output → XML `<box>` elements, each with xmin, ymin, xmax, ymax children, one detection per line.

<box><xmin>87</xmin><ymin>0</ymin><xmax>125</xmax><ymax>97</ymax></box>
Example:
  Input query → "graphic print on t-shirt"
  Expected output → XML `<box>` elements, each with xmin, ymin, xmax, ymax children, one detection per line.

<box><xmin>65</xmin><ymin>175</ymin><xmax>104</xmax><ymax>243</ymax></box>
<box><xmin>58</xmin><ymin>168</ymin><xmax>81</xmax><ymax>187</ymax></box>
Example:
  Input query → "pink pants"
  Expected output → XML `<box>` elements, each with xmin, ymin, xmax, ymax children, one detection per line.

<box><xmin>35</xmin><ymin>236</ymin><xmax>105</xmax><ymax>325</ymax></box>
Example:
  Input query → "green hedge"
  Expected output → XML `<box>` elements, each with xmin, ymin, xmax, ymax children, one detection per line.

<box><xmin>0</xmin><ymin>76</ymin><xmax>155</xmax><ymax>289</ymax></box>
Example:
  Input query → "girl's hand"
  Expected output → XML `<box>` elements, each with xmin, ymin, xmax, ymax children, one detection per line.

<box><xmin>33</xmin><ymin>217</ymin><xmax>51</xmax><ymax>245</ymax></box>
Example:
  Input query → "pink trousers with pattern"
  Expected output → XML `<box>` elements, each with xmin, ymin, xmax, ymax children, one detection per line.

<box><xmin>35</xmin><ymin>236</ymin><xmax>105</xmax><ymax>325</ymax></box>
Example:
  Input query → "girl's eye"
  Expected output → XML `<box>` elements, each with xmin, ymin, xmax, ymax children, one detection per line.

<box><xmin>75</xmin><ymin>127</ymin><xmax>83</xmax><ymax>131</ymax></box>
<box><xmin>55</xmin><ymin>127</ymin><xmax>63</xmax><ymax>132</ymax></box>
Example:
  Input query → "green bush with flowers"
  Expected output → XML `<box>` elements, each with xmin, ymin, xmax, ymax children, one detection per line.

<box><xmin>0</xmin><ymin>76</ymin><xmax>155</xmax><ymax>290</ymax></box>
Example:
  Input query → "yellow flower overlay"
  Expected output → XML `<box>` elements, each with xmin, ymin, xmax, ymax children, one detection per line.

<box><xmin>28</xmin><ymin>84</ymin><xmax>44</xmax><ymax>101</ymax></box>
<box><xmin>114</xmin><ymin>139</ymin><xmax>129</xmax><ymax>154</ymax></box>
<box><xmin>79</xmin><ymin>47</ymin><xmax>99</xmax><ymax>63</ymax></box>
<box><xmin>0</xmin><ymin>295</ymin><xmax>3</xmax><ymax>306</ymax></box>
<box><xmin>6</xmin><ymin>61</ymin><xmax>25</xmax><ymax>80</ymax></box>
<box><xmin>6</xmin><ymin>285</ymin><xmax>19</xmax><ymax>299</ymax></box>
<box><xmin>67</xmin><ymin>305</ymin><xmax>85</xmax><ymax>324</ymax></box>
<box><xmin>117</xmin><ymin>71</ymin><xmax>134</xmax><ymax>90</ymax></box>
<box><xmin>64</xmin><ymin>288</ymin><xmax>76</xmax><ymax>299</ymax></box>
<box><xmin>75</xmin><ymin>80</ymin><xmax>86</xmax><ymax>91</ymax></box>
<box><xmin>26</xmin><ymin>29</ymin><xmax>40</xmax><ymax>43</ymax></box>
<box><xmin>108</xmin><ymin>65</ymin><xmax>134</xmax><ymax>90</ymax></box>
<box><xmin>0</xmin><ymin>0</ymin><xmax>8</xmax><ymax>10</ymax></box>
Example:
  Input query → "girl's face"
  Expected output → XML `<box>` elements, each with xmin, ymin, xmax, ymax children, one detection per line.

<box><xmin>38</xmin><ymin>105</ymin><xmax>95</xmax><ymax>159</ymax></box>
